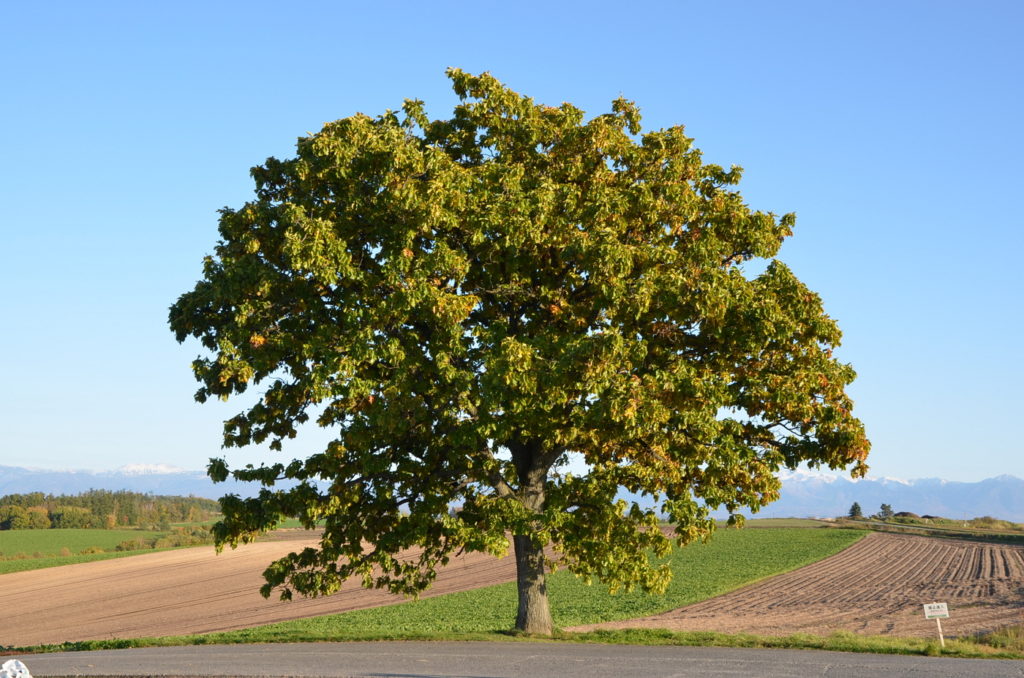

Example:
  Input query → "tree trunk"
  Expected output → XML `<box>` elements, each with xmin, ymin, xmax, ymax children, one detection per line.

<box><xmin>508</xmin><ymin>438</ymin><xmax>555</xmax><ymax>635</ymax></box>
<box><xmin>513</xmin><ymin>533</ymin><xmax>553</xmax><ymax>635</ymax></box>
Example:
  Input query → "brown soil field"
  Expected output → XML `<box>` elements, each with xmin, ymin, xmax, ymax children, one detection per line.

<box><xmin>0</xmin><ymin>531</ymin><xmax>518</xmax><ymax>647</ymax></box>
<box><xmin>571</xmin><ymin>532</ymin><xmax>1024</xmax><ymax>638</ymax></box>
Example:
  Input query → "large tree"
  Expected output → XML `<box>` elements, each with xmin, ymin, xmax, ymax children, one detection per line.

<box><xmin>169</xmin><ymin>69</ymin><xmax>869</xmax><ymax>635</ymax></box>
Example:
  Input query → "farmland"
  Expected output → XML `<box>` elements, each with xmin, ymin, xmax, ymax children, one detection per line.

<box><xmin>3</xmin><ymin>524</ymin><xmax>1023</xmax><ymax>655</ymax></box>
<box><xmin>0</xmin><ymin>490</ymin><xmax>221</xmax><ymax>574</ymax></box>
<box><xmin>0</xmin><ymin>527</ymin><xmax>211</xmax><ymax>575</ymax></box>
<box><xmin>0</xmin><ymin>528</ymin><xmax>166</xmax><ymax>556</ymax></box>
<box><xmin>220</xmin><ymin>527</ymin><xmax>866</xmax><ymax>639</ymax></box>
<box><xmin>573</xmin><ymin>532</ymin><xmax>1024</xmax><ymax>639</ymax></box>
<box><xmin>835</xmin><ymin>516</ymin><xmax>1024</xmax><ymax>544</ymax></box>
<box><xmin>0</xmin><ymin>527</ymin><xmax>861</xmax><ymax>647</ymax></box>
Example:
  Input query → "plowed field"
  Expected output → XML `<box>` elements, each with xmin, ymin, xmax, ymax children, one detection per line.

<box><xmin>0</xmin><ymin>531</ymin><xmax>519</xmax><ymax>647</ymax></box>
<box><xmin>572</xmin><ymin>532</ymin><xmax>1024</xmax><ymax>637</ymax></box>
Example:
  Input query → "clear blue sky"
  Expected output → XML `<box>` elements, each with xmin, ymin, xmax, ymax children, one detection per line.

<box><xmin>2</xmin><ymin>1</ymin><xmax>1021</xmax><ymax>482</ymax></box>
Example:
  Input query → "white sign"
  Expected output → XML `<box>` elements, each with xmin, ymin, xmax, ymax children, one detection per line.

<box><xmin>923</xmin><ymin>602</ymin><xmax>949</xmax><ymax>619</ymax></box>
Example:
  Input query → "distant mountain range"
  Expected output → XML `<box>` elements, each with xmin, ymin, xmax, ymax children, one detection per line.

<box><xmin>2</xmin><ymin>464</ymin><xmax>1022</xmax><ymax>522</ymax></box>
<box><xmin>608</xmin><ymin>471</ymin><xmax>1024</xmax><ymax>523</ymax></box>
<box><xmin>753</xmin><ymin>471</ymin><xmax>1024</xmax><ymax>522</ymax></box>
<box><xmin>0</xmin><ymin>464</ymin><xmax>255</xmax><ymax>499</ymax></box>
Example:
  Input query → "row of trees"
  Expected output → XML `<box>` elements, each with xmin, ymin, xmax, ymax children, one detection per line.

<box><xmin>847</xmin><ymin>502</ymin><xmax>894</xmax><ymax>520</ymax></box>
<box><xmin>0</xmin><ymin>490</ymin><xmax>219</xmax><ymax>530</ymax></box>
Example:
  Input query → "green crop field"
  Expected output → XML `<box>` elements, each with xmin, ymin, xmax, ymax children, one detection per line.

<box><xmin>0</xmin><ymin>529</ymin><xmax>177</xmax><ymax>575</ymax></box>
<box><xmin>0</xmin><ymin>528</ymin><xmax>166</xmax><ymax>556</ymax></box>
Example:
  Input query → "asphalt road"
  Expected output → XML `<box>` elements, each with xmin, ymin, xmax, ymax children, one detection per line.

<box><xmin>12</xmin><ymin>642</ymin><xmax>1024</xmax><ymax>678</ymax></box>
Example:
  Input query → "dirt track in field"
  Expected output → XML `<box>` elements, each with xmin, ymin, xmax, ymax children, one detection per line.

<box><xmin>571</xmin><ymin>532</ymin><xmax>1024</xmax><ymax>638</ymax></box>
<box><xmin>0</xmin><ymin>531</ymin><xmax>519</xmax><ymax>647</ymax></box>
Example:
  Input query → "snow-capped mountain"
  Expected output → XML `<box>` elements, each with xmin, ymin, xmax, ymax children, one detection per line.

<box><xmin>0</xmin><ymin>464</ymin><xmax>256</xmax><ymax>499</ymax></box>
<box><xmin>759</xmin><ymin>471</ymin><xmax>1024</xmax><ymax>522</ymax></box>
<box><xmin>116</xmin><ymin>464</ymin><xmax>189</xmax><ymax>476</ymax></box>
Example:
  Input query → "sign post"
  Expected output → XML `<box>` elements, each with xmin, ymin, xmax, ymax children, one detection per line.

<box><xmin>923</xmin><ymin>602</ymin><xmax>949</xmax><ymax>648</ymax></box>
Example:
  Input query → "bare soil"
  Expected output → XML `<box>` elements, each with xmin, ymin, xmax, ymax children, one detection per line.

<box><xmin>0</xmin><ymin>531</ymin><xmax>519</xmax><ymax>647</ymax></box>
<box><xmin>571</xmin><ymin>532</ymin><xmax>1024</xmax><ymax>638</ymax></box>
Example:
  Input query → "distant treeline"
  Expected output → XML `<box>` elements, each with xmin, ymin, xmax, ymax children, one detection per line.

<box><xmin>0</xmin><ymin>490</ymin><xmax>220</xmax><ymax>530</ymax></box>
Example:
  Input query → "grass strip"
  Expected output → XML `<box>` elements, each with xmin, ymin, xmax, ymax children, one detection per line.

<box><xmin>12</xmin><ymin>628</ymin><xmax>1023</xmax><ymax>661</ymax></box>
<box><xmin>572</xmin><ymin>628</ymin><xmax>1024</xmax><ymax>659</ymax></box>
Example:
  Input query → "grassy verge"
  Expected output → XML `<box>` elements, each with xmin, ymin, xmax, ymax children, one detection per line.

<box><xmin>977</xmin><ymin>623</ymin><xmax>1024</xmax><ymax>652</ymax></box>
<box><xmin>570</xmin><ymin>628</ymin><xmax>1024</xmax><ymax>659</ymax></box>
<box><xmin>15</xmin><ymin>627</ymin><xmax>1024</xmax><ymax>661</ymax></box>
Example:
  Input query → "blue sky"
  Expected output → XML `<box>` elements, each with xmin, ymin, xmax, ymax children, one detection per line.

<box><xmin>2</xmin><ymin>1</ymin><xmax>1021</xmax><ymax>482</ymax></box>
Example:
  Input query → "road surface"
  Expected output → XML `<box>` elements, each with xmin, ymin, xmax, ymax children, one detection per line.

<box><xmin>12</xmin><ymin>641</ymin><xmax>1024</xmax><ymax>677</ymax></box>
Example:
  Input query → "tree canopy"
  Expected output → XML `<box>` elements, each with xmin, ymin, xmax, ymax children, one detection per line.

<box><xmin>169</xmin><ymin>68</ymin><xmax>869</xmax><ymax>634</ymax></box>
